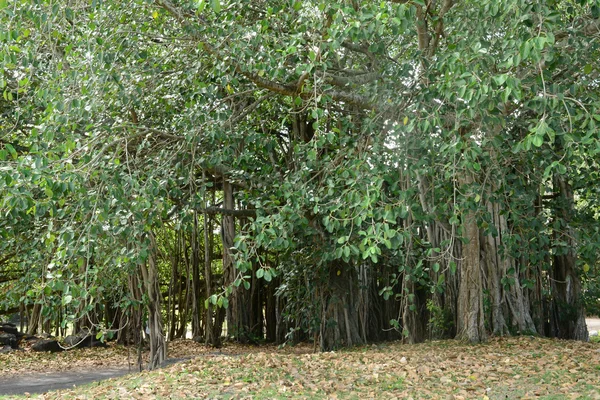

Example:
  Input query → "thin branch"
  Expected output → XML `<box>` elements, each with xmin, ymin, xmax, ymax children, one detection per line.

<box><xmin>200</xmin><ymin>207</ymin><xmax>256</xmax><ymax>217</ymax></box>
<box><xmin>227</xmin><ymin>93</ymin><xmax>275</xmax><ymax>127</ymax></box>
<box><xmin>154</xmin><ymin>0</ymin><xmax>388</xmax><ymax>113</ymax></box>
<box><xmin>324</xmin><ymin>71</ymin><xmax>380</xmax><ymax>87</ymax></box>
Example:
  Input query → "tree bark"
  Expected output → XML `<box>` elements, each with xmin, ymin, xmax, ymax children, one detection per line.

<box><xmin>139</xmin><ymin>233</ymin><xmax>167</xmax><ymax>370</ymax></box>
<box><xmin>320</xmin><ymin>263</ymin><xmax>364</xmax><ymax>351</ymax></box>
<box><xmin>203</xmin><ymin>178</ymin><xmax>220</xmax><ymax>346</ymax></box>
<box><xmin>549</xmin><ymin>174</ymin><xmax>588</xmax><ymax>341</ymax></box>
<box><xmin>222</xmin><ymin>179</ymin><xmax>250</xmax><ymax>340</ymax></box>
<box><xmin>27</xmin><ymin>303</ymin><xmax>41</xmax><ymax>336</ymax></box>
<box><xmin>456</xmin><ymin>172</ymin><xmax>486</xmax><ymax>343</ymax></box>
<box><xmin>191</xmin><ymin>212</ymin><xmax>203</xmax><ymax>339</ymax></box>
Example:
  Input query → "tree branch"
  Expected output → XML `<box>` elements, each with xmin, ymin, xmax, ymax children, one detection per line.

<box><xmin>324</xmin><ymin>71</ymin><xmax>380</xmax><ymax>87</ymax></box>
<box><xmin>227</xmin><ymin>93</ymin><xmax>275</xmax><ymax>127</ymax></box>
<box><xmin>154</xmin><ymin>0</ymin><xmax>388</xmax><ymax>112</ymax></box>
<box><xmin>200</xmin><ymin>207</ymin><xmax>256</xmax><ymax>217</ymax></box>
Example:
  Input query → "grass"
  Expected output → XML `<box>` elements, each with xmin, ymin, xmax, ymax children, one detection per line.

<box><xmin>1</xmin><ymin>337</ymin><xmax>600</xmax><ymax>399</ymax></box>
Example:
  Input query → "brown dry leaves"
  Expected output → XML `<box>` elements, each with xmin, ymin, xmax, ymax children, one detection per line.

<box><xmin>0</xmin><ymin>340</ymin><xmax>308</xmax><ymax>376</ymax></box>
<box><xmin>0</xmin><ymin>344</ymin><xmax>133</xmax><ymax>375</ymax></box>
<box><xmin>5</xmin><ymin>337</ymin><xmax>600</xmax><ymax>399</ymax></box>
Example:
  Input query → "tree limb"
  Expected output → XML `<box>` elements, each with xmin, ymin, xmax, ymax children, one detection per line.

<box><xmin>200</xmin><ymin>207</ymin><xmax>256</xmax><ymax>217</ymax></box>
<box><xmin>154</xmin><ymin>0</ymin><xmax>389</xmax><ymax>112</ymax></box>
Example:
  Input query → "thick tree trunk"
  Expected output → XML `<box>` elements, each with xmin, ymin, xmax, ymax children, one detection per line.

<box><xmin>496</xmin><ymin>201</ymin><xmax>536</xmax><ymax>335</ymax></box>
<box><xmin>401</xmin><ymin>278</ymin><xmax>426</xmax><ymax>344</ymax></box>
<box><xmin>140</xmin><ymin>234</ymin><xmax>167</xmax><ymax>370</ymax></box>
<box><xmin>456</xmin><ymin>173</ymin><xmax>486</xmax><ymax>343</ymax></box>
<box><xmin>27</xmin><ymin>303</ymin><xmax>41</xmax><ymax>336</ymax></box>
<box><xmin>264</xmin><ymin>278</ymin><xmax>277</xmax><ymax>342</ymax></box>
<box><xmin>222</xmin><ymin>180</ymin><xmax>251</xmax><ymax>341</ymax></box>
<box><xmin>549</xmin><ymin>175</ymin><xmax>588</xmax><ymax>341</ymax></box>
<box><xmin>123</xmin><ymin>273</ymin><xmax>144</xmax><ymax>363</ymax></box>
<box><xmin>415</xmin><ymin>173</ymin><xmax>458</xmax><ymax>339</ymax></box>
<box><xmin>527</xmin><ymin>194</ymin><xmax>547</xmax><ymax>335</ymax></box>
<box><xmin>483</xmin><ymin>201</ymin><xmax>509</xmax><ymax>336</ymax></box>
<box><xmin>320</xmin><ymin>264</ymin><xmax>364</xmax><ymax>351</ymax></box>
<box><xmin>399</xmin><ymin>214</ymin><xmax>426</xmax><ymax>343</ymax></box>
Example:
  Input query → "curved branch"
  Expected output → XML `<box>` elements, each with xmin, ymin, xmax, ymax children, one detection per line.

<box><xmin>154</xmin><ymin>0</ymin><xmax>389</xmax><ymax>112</ymax></box>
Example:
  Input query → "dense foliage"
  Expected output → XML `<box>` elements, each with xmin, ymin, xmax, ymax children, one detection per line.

<box><xmin>1</xmin><ymin>0</ymin><xmax>599</xmax><ymax>368</ymax></box>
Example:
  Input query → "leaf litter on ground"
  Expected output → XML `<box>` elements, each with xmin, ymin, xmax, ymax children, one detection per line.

<box><xmin>1</xmin><ymin>336</ymin><xmax>600</xmax><ymax>399</ymax></box>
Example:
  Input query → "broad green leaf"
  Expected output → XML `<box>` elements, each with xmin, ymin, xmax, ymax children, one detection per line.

<box><xmin>531</xmin><ymin>134</ymin><xmax>544</xmax><ymax>147</ymax></box>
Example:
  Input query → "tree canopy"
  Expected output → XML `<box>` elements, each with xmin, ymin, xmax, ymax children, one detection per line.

<box><xmin>1</xmin><ymin>0</ymin><xmax>600</xmax><ymax>368</ymax></box>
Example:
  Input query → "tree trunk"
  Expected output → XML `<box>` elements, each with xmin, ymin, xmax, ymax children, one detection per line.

<box><xmin>401</xmin><ymin>277</ymin><xmax>426</xmax><ymax>344</ymax></box>
<box><xmin>456</xmin><ymin>172</ymin><xmax>486</xmax><ymax>343</ymax></box>
<box><xmin>167</xmin><ymin>229</ymin><xmax>181</xmax><ymax>341</ymax></box>
<box><xmin>483</xmin><ymin>200</ymin><xmax>509</xmax><ymax>336</ymax></box>
<box><xmin>264</xmin><ymin>278</ymin><xmax>277</xmax><ymax>342</ymax></box>
<box><xmin>191</xmin><ymin>212</ymin><xmax>202</xmax><ymax>339</ymax></box>
<box><xmin>222</xmin><ymin>179</ymin><xmax>250</xmax><ymax>340</ymax></box>
<box><xmin>139</xmin><ymin>233</ymin><xmax>167</xmax><ymax>370</ymax></box>
<box><xmin>549</xmin><ymin>174</ymin><xmax>588</xmax><ymax>340</ymax></box>
<box><xmin>400</xmin><ymin>215</ymin><xmax>427</xmax><ymax>343</ymax></box>
<box><xmin>203</xmin><ymin>187</ymin><xmax>220</xmax><ymax>346</ymax></box>
<box><xmin>320</xmin><ymin>263</ymin><xmax>364</xmax><ymax>351</ymax></box>
<box><xmin>27</xmin><ymin>303</ymin><xmax>41</xmax><ymax>336</ymax></box>
<box><xmin>178</xmin><ymin>234</ymin><xmax>192</xmax><ymax>339</ymax></box>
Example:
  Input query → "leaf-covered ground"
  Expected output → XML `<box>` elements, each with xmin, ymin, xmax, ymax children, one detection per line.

<box><xmin>2</xmin><ymin>337</ymin><xmax>600</xmax><ymax>399</ymax></box>
<box><xmin>0</xmin><ymin>339</ymin><xmax>308</xmax><ymax>376</ymax></box>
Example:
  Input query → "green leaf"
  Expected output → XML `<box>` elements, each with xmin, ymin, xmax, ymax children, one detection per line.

<box><xmin>211</xmin><ymin>0</ymin><xmax>221</xmax><ymax>13</ymax></box>
<box><xmin>531</xmin><ymin>134</ymin><xmax>544</xmax><ymax>147</ymax></box>
<box><xmin>437</xmin><ymin>274</ymin><xmax>445</xmax><ymax>286</ymax></box>
<box><xmin>5</xmin><ymin>143</ymin><xmax>17</xmax><ymax>159</ymax></box>
<box><xmin>493</xmin><ymin>74</ymin><xmax>508</xmax><ymax>86</ymax></box>
<box><xmin>256</xmin><ymin>268</ymin><xmax>264</xmax><ymax>279</ymax></box>
<box><xmin>264</xmin><ymin>269</ymin><xmax>272</xmax><ymax>282</ymax></box>
<box><xmin>449</xmin><ymin>261</ymin><xmax>457</xmax><ymax>275</ymax></box>
<box><xmin>520</xmin><ymin>41</ymin><xmax>531</xmax><ymax>60</ymax></box>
